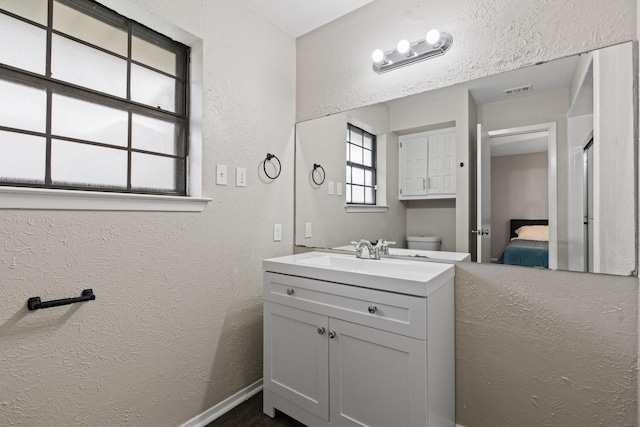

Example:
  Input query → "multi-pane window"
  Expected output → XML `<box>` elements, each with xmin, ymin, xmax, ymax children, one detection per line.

<box><xmin>346</xmin><ymin>124</ymin><xmax>376</xmax><ymax>205</ymax></box>
<box><xmin>0</xmin><ymin>0</ymin><xmax>189</xmax><ymax>195</ymax></box>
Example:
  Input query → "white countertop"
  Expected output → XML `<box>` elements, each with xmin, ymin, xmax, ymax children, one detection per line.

<box><xmin>263</xmin><ymin>251</ymin><xmax>455</xmax><ymax>297</ymax></box>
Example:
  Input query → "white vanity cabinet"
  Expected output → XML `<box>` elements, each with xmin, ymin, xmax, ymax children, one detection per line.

<box><xmin>399</xmin><ymin>128</ymin><xmax>456</xmax><ymax>200</ymax></box>
<box><xmin>262</xmin><ymin>253</ymin><xmax>455</xmax><ymax>427</ymax></box>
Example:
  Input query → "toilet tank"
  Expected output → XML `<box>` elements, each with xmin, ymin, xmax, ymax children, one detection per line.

<box><xmin>407</xmin><ymin>236</ymin><xmax>441</xmax><ymax>251</ymax></box>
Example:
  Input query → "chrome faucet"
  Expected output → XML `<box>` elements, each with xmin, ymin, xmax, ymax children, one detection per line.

<box><xmin>351</xmin><ymin>239</ymin><xmax>379</xmax><ymax>259</ymax></box>
<box><xmin>351</xmin><ymin>239</ymin><xmax>396</xmax><ymax>260</ymax></box>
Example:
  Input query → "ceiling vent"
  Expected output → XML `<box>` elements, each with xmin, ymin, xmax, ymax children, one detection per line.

<box><xmin>503</xmin><ymin>84</ymin><xmax>533</xmax><ymax>96</ymax></box>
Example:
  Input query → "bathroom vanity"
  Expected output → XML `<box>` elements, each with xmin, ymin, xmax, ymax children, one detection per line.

<box><xmin>262</xmin><ymin>252</ymin><xmax>455</xmax><ymax>427</ymax></box>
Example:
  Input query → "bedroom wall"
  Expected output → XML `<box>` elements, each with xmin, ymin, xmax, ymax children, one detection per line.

<box><xmin>491</xmin><ymin>152</ymin><xmax>549</xmax><ymax>259</ymax></box>
<box><xmin>297</xmin><ymin>0</ymin><xmax>638</xmax><ymax>425</ymax></box>
<box><xmin>0</xmin><ymin>1</ymin><xmax>296</xmax><ymax>426</ymax></box>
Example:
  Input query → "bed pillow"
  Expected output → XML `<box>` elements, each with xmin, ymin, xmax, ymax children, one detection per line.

<box><xmin>513</xmin><ymin>225</ymin><xmax>549</xmax><ymax>241</ymax></box>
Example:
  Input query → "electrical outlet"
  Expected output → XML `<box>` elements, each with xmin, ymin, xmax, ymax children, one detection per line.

<box><xmin>328</xmin><ymin>181</ymin><xmax>334</xmax><ymax>195</ymax></box>
<box><xmin>216</xmin><ymin>164</ymin><xmax>227</xmax><ymax>185</ymax></box>
<box><xmin>273</xmin><ymin>224</ymin><xmax>282</xmax><ymax>241</ymax></box>
<box><xmin>236</xmin><ymin>167</ymin><xmax>246</xmax><ymax>187</ymax></box>
<box><xmin>305</xmin><ymin>223</ymin><xmax>312</xmax><ymax>238</ymax></box>
<box><xmin>337</xmin><ymin>182</ymin><xmax>343</xmax><ymax>196</ymax></box>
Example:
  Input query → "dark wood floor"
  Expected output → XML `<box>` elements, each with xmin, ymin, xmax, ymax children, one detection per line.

<box><xmin>205</xmin><ymin>391</ymin><xmax>306</xmax><ymax>427</ymax></box>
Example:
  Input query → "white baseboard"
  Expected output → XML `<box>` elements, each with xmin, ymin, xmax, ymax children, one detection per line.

<box><xmin>180</xmin><ymin>379</ymin><xmax>263</xmax><ymax>427</ymax></box>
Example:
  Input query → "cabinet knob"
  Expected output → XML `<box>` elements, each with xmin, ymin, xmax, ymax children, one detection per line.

<box><xmin>286</xmin><ymin>288</ymin><xmax>294</xmax><ymax>295</ymax></box>
<box><xmin>328</xmin><ymin>331</ymin><xmax>336</xmax><ymax>339</ymax></box>
<box><xmin>317</xmin><ymin>327</ymin><xmax>325</xmax><ymax>335</ymax></box>
<box><xmin>368</xmin><ymin>305</ymin><xmax>378</xmax><ymax>314</ymax></box>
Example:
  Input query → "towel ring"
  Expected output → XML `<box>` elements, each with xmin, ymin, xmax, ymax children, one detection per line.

<box><xmin>263</xmin><ymin>153</ymin><xmax>281</xmax><ymax>180</ymax></box>
<box><xmin>312</xmin><ymin>163</ymin><xmax>325</xmax><ymax>186</ymax></box>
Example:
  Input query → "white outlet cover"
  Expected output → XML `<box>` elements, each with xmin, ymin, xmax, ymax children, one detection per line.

<box><xmin>305</xmin><ymin>222</ymin><xmax>312</xmax><ymax>238</ymax></box>
<box><xmin>273</xmin><ymin>224</ymin><xmax>282</xmax><ymax>241</ymax></box>
<box><xmin>336</xmin><ymin>182</ymin><xmax>343</xmax><ymax>196</ymax></box>
<box><xmin>216</xmin><ymin>164</ymin><xmax>227</xmax><ymax>185</ymax></box>
<box><xmin>328</xmin><ymin>181</ymin><xmax>334</xmax><ymax>195</ymax></box>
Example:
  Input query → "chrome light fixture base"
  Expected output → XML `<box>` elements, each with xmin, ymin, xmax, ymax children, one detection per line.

<box><xmin>372</xmin><ymin>32</ymin><xmax>453</xmax><ymax>74</ymax></box>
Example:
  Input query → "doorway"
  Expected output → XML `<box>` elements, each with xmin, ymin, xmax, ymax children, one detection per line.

<box><xmin>476</xmin><ymin>122</ymin><xmax>557</xmax><ymax>269</ymax></box>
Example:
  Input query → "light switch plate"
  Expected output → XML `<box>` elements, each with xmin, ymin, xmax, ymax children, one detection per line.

<box><xmin>236</xmin><ymin>167</ymin><xmax>246</xmax><ymax>187</ymax></box>
<box><xmin>337</xmin><ymin>182</ymin><xmax>343</xmax><ymax>196</ymax></box>
<box><xmin>328</xmin><ymin>181</ymin><xmax>334</xmax><ymax>195</ymax></box>
<box><xmin>305</xmin><ymin>223</ymin><xmax>312</xmax><ymax>238</ymax></box>
<box><xmin>216</xmin><ymin>164</ymin><xmax>227</xmax><ymax>185</ymax></box>
<box><xmin>273</xmin><ymin>224</ymin><xmax>282</xmax><ymax>241</ymax></box>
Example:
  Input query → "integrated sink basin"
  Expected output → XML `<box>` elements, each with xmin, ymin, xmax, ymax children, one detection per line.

<box><xmin>263</xmin><ymin>251</ymin><xmax>455</xmax><ymax>296</ymax></box>
<box><xmin>332</xmin><ymin>244</ymin><xmax>471</xmax><ymax>262</ymax></box>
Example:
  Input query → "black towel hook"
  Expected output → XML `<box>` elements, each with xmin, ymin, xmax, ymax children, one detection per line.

<box><xmin>263</xmin><ymin>153</ymin><xmax>281</xmax><ymax>180</ymax></box>
<box><xmin>312</xmin><ymin>163</ymin><xmax>325</xmax><ymax>186</ymax></box>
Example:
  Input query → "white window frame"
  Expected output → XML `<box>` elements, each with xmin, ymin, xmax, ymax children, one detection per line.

<box><xmin>0</xmin><ymin>0</ymin><xmax>210</xmax><ymax>212</ymax></box>
<box><xmin>344</xmin><ymin>118</ymin><xmax>389</xmax><ymax>213</ymax></box>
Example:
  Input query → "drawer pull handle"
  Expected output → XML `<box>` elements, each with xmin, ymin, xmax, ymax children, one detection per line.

<box><xmin>286</xmin><ymin>288</ymin><xmax>294</xmax><ymax>295</ymax></box>
<box><xmin>317</xmin><ymin>327</ymin><xmax>325</xmax><ymax>335</ymax></box>
<box><xmin>368</xmin><ymin>305</ymin><xmax>378</xmax><ymax>314</ymax></box>
<box><xmin>328</xmin><ymin>331</ymin><xmax>336</xmax><ymax>339</ymax></box>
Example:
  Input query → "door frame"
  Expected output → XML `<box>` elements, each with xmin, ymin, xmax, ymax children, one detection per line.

<box><xmin>487</xmin><ymin>122</ymin><xmax>558</xmax><ymax>270</ymax></box>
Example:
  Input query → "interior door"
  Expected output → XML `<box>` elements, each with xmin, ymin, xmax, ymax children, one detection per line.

<box><xmin>428</xmin><ymin>132</ymin><xmax>456</xmax><ymax>194</ymax></box>
<box><xmin>476</xmin><ymin>124</ymin><xmax>491</xmax><ymax>263</ymax></box>
<box><xmin>399</xmin><ymin>135</ymin><xmax>428</xmax><ymax>196</ymax></box>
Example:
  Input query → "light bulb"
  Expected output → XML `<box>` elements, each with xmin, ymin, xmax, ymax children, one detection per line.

<box><xmin>371</xmin><ymin>49</ymin><xmax>385</xmax><ymax>64</ymax></box>
<box><xmin>426</xmin><ymin>29</ymin><xmax>441</xmax><ymax>46</ymax></box>
<box><xmin>397</xmin><ymin>39</ymin><xmax>411</xmax><ymax>55</ymax></box>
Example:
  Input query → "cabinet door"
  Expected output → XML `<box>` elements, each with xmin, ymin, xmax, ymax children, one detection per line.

<box><xmin>428</xmin><ymin>132</ymin><xmax>456</xmax><ymax>194</ymax></box>
<box><xmin>329</xmin><ymin>319</ymin><xmax>426</xmax><ymax>427</ymax></box>
<box><xmin>264</xmin><ymin>302</ymin><xmax>329</xmax><ymax>419</ymax></box>
<box><xmin>399</xmin><ymin>136</ymin><xmax>428</xmax><ymax>197</ymax></box>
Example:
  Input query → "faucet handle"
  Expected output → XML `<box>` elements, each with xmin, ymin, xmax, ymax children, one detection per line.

<box><xmin>351</xmin><ymin>241</ymin><xmax>364</xmax><ymax>258</ymax></box>
<box><xmin>380</xmin><ymin>240</ymin><xmax>396</xmax><ymax>255</ymax></box>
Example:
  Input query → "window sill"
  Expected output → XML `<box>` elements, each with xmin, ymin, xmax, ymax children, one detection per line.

<box><xmin>0</xmin><ymin>187</ymin><xmax>212</xmax><ymax>212</ymax></box>
<box><xmin>344</xmin><ymin>204</ymin><xmax>389</xmax><ymax>213</ymax></box>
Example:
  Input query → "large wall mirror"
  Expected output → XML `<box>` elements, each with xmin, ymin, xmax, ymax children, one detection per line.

<box><xmin>295</xmin><ymin>42</ymin><xmax>637</xmax><ymax>277</ymax></box>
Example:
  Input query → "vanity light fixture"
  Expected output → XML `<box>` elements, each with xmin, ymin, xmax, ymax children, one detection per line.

<box><xmin>372</xmin><ymin>29</ymin><xmax>453</xmax><ymax>73</ymax></box>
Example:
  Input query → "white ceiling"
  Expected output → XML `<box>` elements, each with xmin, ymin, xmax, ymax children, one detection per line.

<box><xmin>490</xmin><ymin>132</ymin><xmax>549</xmax><ymax>157</ymax></box>
<box><xmin>241</xmin><ymin>0</ymin><xmax>375</xmax><ymax>38</ymax></box>
<box><xmin>388</xmin><ymin>54</ymin><xmax>580</xmax><ymax>107</ymax></box>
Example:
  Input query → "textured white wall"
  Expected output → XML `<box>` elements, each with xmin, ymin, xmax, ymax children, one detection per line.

<box><xmin>0</xmin><ymin>1</ymin><xmax>295</xmax><ymax>426</ymax></box>
<box><xmin>296</xmin><ymin>0</ymin><xmax>638</xmax><ymax>425</ymax></box>
<box><xmin>455</xmin><ymin>262</ymin><xmax>638</xmax><ymax>427</ymax></box>
<box><xmin>297</xmin><ymin>0</ymin><xmax>636</xmax><ymax>122</ymax></box>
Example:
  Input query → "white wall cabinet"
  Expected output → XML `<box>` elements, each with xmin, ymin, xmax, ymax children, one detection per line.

<box><xmin>263</xmin><ymin>271</ymin><xmax>454</xmax><ymax>427</ymax></box>
<box><xmin>399</xmin><ymin>128</ymin><xmax>456</xmax><ymax>200</ymax></box>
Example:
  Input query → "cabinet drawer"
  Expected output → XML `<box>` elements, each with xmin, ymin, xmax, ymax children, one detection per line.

<box><xmin>264</xmin><ymin>272</ymin><xmax>427</xmax><ymax>340</ymax></box>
